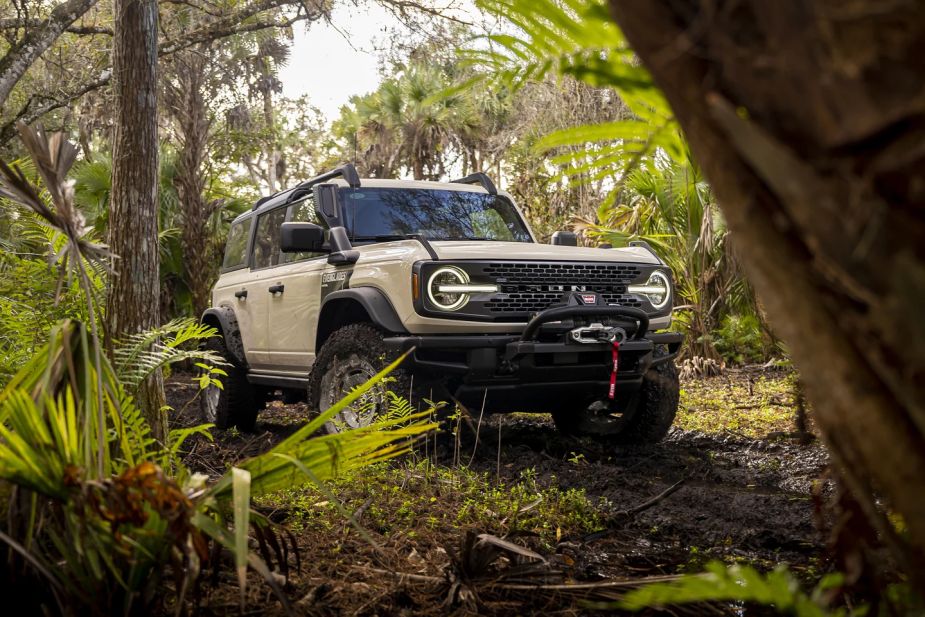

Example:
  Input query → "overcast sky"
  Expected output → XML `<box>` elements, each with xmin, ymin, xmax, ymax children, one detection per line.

<box><xmin>278</xmin><ymin>2</ymin><xmax>479</xmax><ymax>122</ymax></box>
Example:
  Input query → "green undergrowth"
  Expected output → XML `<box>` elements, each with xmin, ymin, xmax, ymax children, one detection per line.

<box><xmin>676</xmin><ymin>371</ymin><xmax>800</xmax><ymax>438</ymax></box>
<box><xmin>257</xmin><ymin>460</ymin><xmax>603</xmax><ymax>547</ymax></box>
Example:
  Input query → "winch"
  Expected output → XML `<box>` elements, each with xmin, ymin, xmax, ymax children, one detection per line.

<box><xmin>569</xmin><ymin>322</ymin><xmax>628</xmax><ymax>345</ymax></box>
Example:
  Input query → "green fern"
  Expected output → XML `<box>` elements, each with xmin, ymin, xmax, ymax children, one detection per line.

<box><xmin>621</xmin><ymin>562</ymin><xmax>855</xmax><ymax>617</ymax></box>
<box><xmin>383</xmin><ymin>391</ymin><xmax>416</xmax><ymax>424</ymax></box>
<box><xmin>113</xmin><ymin>318</ymin><xmax>225</xmax><ymax>389</ymax></box>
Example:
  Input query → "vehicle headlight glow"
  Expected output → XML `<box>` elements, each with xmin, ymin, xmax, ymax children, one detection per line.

<box><xmin>426</xmin><ymin>266</ymin><xmax>498</xmax><ymax>311</ymax></box>
<box><xmin>627</xmin><ymin>270</ymin><xmax>671</xmax><ymax>310</ymax></box>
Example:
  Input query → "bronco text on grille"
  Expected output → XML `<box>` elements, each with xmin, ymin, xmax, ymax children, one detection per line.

<box><xmin>483</xmin><ymin>261</ymin><xmax>644</xmax><ymax>314</ymax></box>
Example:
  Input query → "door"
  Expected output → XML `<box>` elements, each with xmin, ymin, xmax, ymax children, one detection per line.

<box><xmin>246</xmin><ymin>204</ymin><xmax>289</xmax><ymax>370</ymax></box>
<box><xmin>211</xmin><ymin>217</ymin><xmax>267</xmax><ymax>367</ymax></box>
<box><xmin>265</xmin><ymin>196</ymin><xmax>328</xmax><ymax>372</ymax></box>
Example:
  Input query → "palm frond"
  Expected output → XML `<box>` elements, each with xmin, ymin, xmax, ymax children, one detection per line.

<box><xmin>207</xmin><ymin>351</ymin><xmax>437</xmax><ymax>501</ymax></box>
<box><xmin>464</xmin><ymin>0</ymin><xmax>686</xmax><ymax>202</ymax></box>
<box><xmin>0</xmin><ymin>124</ymin><xmax>110</xmax><ymax>270</ymax></box>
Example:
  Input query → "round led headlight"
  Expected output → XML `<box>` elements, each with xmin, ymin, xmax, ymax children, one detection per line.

<box><xmin>427</xmin><ymin>266</ymin><xmax>471</xmax><ymax>311</ymax></box>
<box><xmin>426</xmin><ymin>266</ymin><xmax>499</xmax><ymax>312</ymax></box>
<box><xmin>627</xmin><ymin>270</ymin><xmax>672</xmax><ymax>310</ymax></box>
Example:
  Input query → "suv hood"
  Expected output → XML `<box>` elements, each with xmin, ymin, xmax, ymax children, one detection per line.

<box><xmin>430</xmin><ymin>241</ymin><xmax>661</xmax><ymax>264</ymax></box>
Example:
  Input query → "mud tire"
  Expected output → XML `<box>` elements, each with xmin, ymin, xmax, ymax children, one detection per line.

<box><xmin>307</xmin><ymin>323</ymin><xmax>414</xmax><ymax>434</ymax></box>
<box><xmin>199</xmin><ymin>333</ymin><xmax>265</xmax><ymax>431</ymax></box>
<box><xmin>553</xmin><ymin>350</ymin><xmax>679</xmax><ymax>444</ymax></box>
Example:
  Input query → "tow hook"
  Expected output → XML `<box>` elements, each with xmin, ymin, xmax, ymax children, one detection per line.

<box><xmin>569</xmin><ymin>323</ymin><xmax>628</xmax><ymax>345</ymax></box>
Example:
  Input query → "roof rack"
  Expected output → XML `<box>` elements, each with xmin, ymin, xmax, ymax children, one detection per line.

<box><xmin>450</xmin><ymin>172</ymin><xmax>497</xmax><ymax>195</ymax></box>
<box><xmin>297</xmin><ymin>162</ymin><xmax>361</xmax><ymax>190</ymax></box>
<box><xmin>252</xmin><ymin>163</ymin><xmax>361</xmax><ymax>210</ymax></box>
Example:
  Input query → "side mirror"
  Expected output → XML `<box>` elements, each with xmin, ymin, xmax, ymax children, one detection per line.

<box><xmin>551</xmin><ymin>231</ymin><xmax>578</xmax><ymax>246</ymax></box>
<box><xmin>281</xmin><ymin>222</ymin><xmax>328</xmax><ymax>253</ymax></box>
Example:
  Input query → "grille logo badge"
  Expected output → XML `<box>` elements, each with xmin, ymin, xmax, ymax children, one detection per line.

<box><xmin>580</xmin><ymin>293</ymin><xmax>597</xmax><ymax>305</ymax></box>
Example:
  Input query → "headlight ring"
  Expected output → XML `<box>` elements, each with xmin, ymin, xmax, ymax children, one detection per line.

<box><xmin>427</xmin><ymin>266</ymin><xmax>471</xmax><ymax>311</ymax></box>
<box><xmin>627</xmin><ymin>270</ymin><xmax>671</xmax><ymax>310</ymax></box>
<box><xmin>425</xmin><ymin>266</ymin><xmax>500</xmax><ymax>312</ymax></box>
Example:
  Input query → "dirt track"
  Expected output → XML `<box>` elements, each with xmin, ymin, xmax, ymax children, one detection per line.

<box><xmin>463</xmin><ymin>416</ymin><xmax>828</xmax><ymax>565</ymax></box>
<box><xmin>167</xmin><ymin>375</ymin><xmax>831</xmax><ymax>614</ymax></box>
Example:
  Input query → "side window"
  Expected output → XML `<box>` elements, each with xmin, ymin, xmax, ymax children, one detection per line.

<box><xmin>222</xmin><ymin>218</ymin><xmax>252</xmax><ymax>270</ymax></box>
<box><xmin>285</xmin><ymin>196</ymin><xmax>327</xmax><ymax>263</ymax></box>
<box><xmin>252</xmin><ymin>207</ymin><xmax>287</xmax><ymax>269</ymax></box>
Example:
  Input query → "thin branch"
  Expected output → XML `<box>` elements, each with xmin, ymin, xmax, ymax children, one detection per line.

<box><xmin>0</xmin><ymin>76</ymin><xmax>110</xmax><ymax>146</ymax></box>
<box><xmin>0</xmin><ymin>18</ymin><xmax>112</xmax><ymax>35</ymax></box>
<box><xmin>378</xmin><ymin>0</ymin><xmax>473</xmax><ymax>27</ymax></box>
<box><xmin>157</xmin><ymin>0</ymin><xmax>325</xmax><ymax>56</ymax></box>
<box><xmin>581</xmin><ymin>477</ymin><xmax>686</xmax><ymax>542</ymax></box>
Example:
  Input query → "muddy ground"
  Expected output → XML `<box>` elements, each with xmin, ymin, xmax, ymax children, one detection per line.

<box><xmin>166</xmin><ymin>370</ymin><xmax>832</xmax><ymax>615</ymax></box>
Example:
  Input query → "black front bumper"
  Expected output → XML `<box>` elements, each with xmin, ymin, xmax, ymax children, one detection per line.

<box><xmin>384</xmin><ymin>304</ymin><xmax>682</xmax><ymax>412</ymax></box>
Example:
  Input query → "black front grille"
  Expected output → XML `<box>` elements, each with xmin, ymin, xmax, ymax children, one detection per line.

<box><xmin>481</xmin><ymin>262</ymin><xmax>643</xmax><ymax>314</ymax></box>
<box><xmin>482</xmin><ymin>262</ymin><xmax>641</xmax><ymax>284</ymax></box>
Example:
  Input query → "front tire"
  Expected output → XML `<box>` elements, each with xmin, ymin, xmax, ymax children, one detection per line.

<box><xmin>199</xmin><ymin>333</ymin><xmax>265</xmax><ymax>431</ymax></box>
<box><xmin>307</xmin><ymin>323</ymin><xmax>413</xmax><ymax>434</ymax></box>
<box><xmin>552</xmin><ymin>351</ymin><xmax>679</xmax><ymax>444</ymax></box>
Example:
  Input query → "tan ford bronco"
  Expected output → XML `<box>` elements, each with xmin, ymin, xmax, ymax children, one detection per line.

<box><xmin>200</xmin><ymin>164</ymin><xmax>682</xmax><ymax>442</ymax></box>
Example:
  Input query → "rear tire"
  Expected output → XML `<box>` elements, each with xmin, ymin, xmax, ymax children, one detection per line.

<box><xmin>199</xmin><ymin>333</ymin><xmax>265</xmax><ymax>431</ymax></box>
<box><xmin>552</xmin><ymin>350</ymin><xmax>679</xmax><ymax>444</ymax></box>
<box><xmin>307</xmin><ymin>323</ymin><xmax>415</xmax><ymax>434</ymax></box>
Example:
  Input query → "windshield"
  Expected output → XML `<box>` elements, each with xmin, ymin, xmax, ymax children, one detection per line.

<box><xmin>338</xmin><ymin>187</ymin><xmax>533</xmax><ymax>243</ymax></box>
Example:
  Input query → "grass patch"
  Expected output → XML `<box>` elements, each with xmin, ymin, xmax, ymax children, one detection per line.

<box><xmin>675</xmin><ymin>370</ymin><xmax>799</xmax><ymax>438</ymax></box>
<box><xmin>256</xmin><ymin>460</ymin><xmax>604</xmax><ymax>548</ymax></box>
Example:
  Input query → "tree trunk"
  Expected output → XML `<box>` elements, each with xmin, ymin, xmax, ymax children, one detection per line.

<box><xmin>166</xmin><ymin>50</ymin><xmax>214</xmax><ymax>318</ymax></box>
<box><xmin>107</xmin><ymin>0</ymin><xmax>166</xmax><ymax>440</ymax></box>
<box><xmin>0</xmin><ymin>0</ymin><xmax>99</xmax><ymax>109</ymax></box>
<box><xmin>608</xmin><ymin>0</ymin><xmax>925</xmax><ymax>573</ymax></box>
<box><xmin>259</xmin><ymin>58</ymin><xmax>280</xmax><ymax>193</ymax></box>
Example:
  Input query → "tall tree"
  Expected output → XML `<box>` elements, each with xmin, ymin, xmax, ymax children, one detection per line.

<box><xmin>607</xmin><ymin>0</ymin><xmax>925</xmax><ymax>574</ymax></box>
<box><xmin>164</xmin><ymin>48</ymin><xmax>219</xmax><ymax>318</ymax></box>
<box><xmin>254</xmin><ymin>42</ymin><xmax>283</xmax><ymax>193</ymax></box>
<box><xmin>106</xmin><ymin>0</ymin><xmax>165</xmax><ymax>438</ymax></box>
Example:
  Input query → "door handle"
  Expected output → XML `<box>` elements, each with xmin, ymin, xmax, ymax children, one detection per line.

<box><xmin>268</xmin><ymin>284</ymin><xmax>285</xmax><ymax>294</ymax></box>
<box><xmin>234</xmin><ymin>289</ymin><xmax>248</xmax><ymax>299</ymax></box>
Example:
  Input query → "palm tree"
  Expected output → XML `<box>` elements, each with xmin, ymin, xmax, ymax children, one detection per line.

<box><xmin>334</xmin><ymin>85</ymin><xmax>404</xmax><ymax>178</ymax></box>
<box><xmin>337</xmin><ymin>63</ymin><xmax>475</xmax><ymax>180</ymax></box>
<box><xmin>578</xmin><ymin>155</ymin><xmax>755</xmax><ymax>359</ymax></box>
<box><xmin>398</xmin><ymin>65</ymin><xmax>457</xmax><ymax>180</ymax></box>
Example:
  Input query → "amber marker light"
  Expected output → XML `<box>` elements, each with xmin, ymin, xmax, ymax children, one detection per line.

<box><xmin>412</xmin><ymin>272</ymin><xmax>420</xmax><ymax>301</ymax></box>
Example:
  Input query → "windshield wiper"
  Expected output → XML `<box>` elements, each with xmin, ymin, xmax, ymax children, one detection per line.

<box><xmin>352</xmin><ymin>234</ymin><xmax>413</xmax><ymax>242</ymax></box>
<box><xmin>352</xmin><ymin>234</ymin><xmax>504</xmax><ymax>243</ymax></box>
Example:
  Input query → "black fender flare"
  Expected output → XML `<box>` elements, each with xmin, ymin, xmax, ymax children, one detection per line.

<box><xmin>317</xmin><ymin>287</ymin><xmax>408</xmax><ymax>351</ymax></box>
<box><xmin>200</xmin><ymin>306</ymin><xmax>247</xmax><ymax>366</ymax></box>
